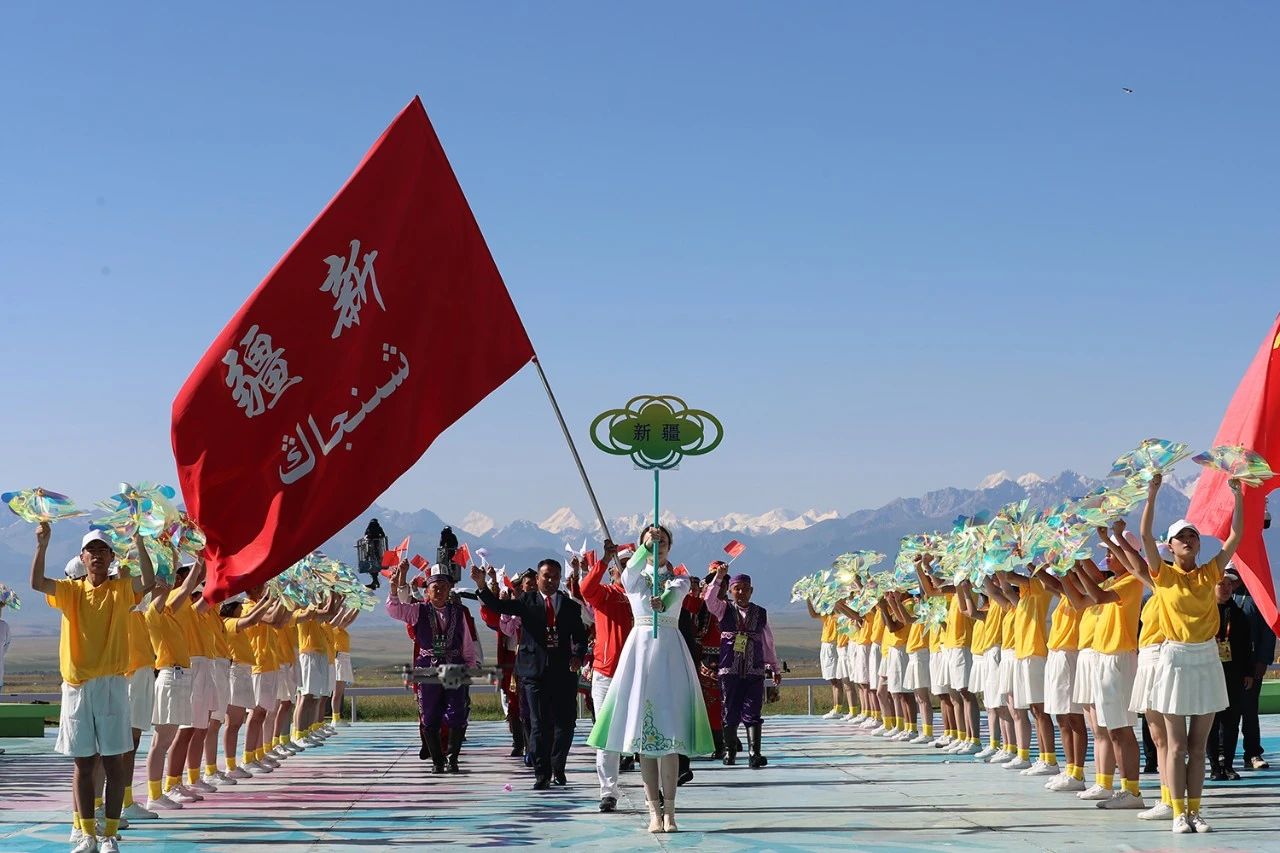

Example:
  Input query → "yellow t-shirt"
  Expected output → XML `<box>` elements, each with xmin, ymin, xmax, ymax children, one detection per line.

<box><xmin>244</xmin><ymin>613</ymin><xmax>278</xmax><ymax>675</ymax></box>
<box><xmin>1093</xmin><ymin>574</ymin><xmax>1143</xmax><ymax>655</ymax></box>
<box><xmin>855</xmin><ymin>617</ymin><xmax>874</xmax><ymax>645</ymax></box>
<box><xmin>297</xmin><ymin>619</ymin><xmax>332</xmax><ymax>655</ymax></box>
<box><xmin>321</xmin><ymin>623</ymin><xmax>338</xmax><ymax>660</ymax></box>
<box><xmin>999</xmin><ymin>606</ymin><xmax>1017</xmax><ymax>650</ymax></box>
<box><xmin>334</xmin><ymin>626</ymin><xmax>351</xmax><ymax>654</ymax></box>
<box><xmin>1078</xmin><ymin>602</ymin><xmax>1102</xmax><ymax>651</ymax></box>
<box><xmin>970</xmin><ymin>601</ymin><xmax>1003</xmax><ymax>656</ymax></box>
<box><xmin>171</xmin><ymin>598</ymin><xmax>212</xmax><ymax>658</ymax></box>
<box><xmin>927</xmin><ymin>624</ymin><xmax>943</xmax><ymax>653</ymax></box>
<box><xmin>1138</xmin><ymin>594</ymin><xmax>1166</xmax><ymax>648</ymax></box>
<box><xmin>869</xmin><ymin>609</ymin><xmax>887</xmax><ymax>646</ymax></box>
<box><xmin>127</xmin><ymin>606</ymin><xmax>155</xmax><ymax>675</ymax></box>
<box><xmin>1151</xmin><ymin>555</ymin><xmax>1226</xmax><ymax>645</ymax></box>
<box><xmin>940</xmin><ymin>593</ymin><xmax>973</xmax><ymax>649</ymax></box>
<box><xmin>204</xmin><ymin>608</ymin><xmax>232</xmax><ymax>660</ymax></box>
<box><xmin>223</xmin><ymin>618</ymin><xmax>255</xmax><ymax>665</ymax></box>
<box><xmin>273</xmin><ymin>621</ymin><xmax>298</xmax><ymax>665</ymax></box>
<box><xmin>48</xmin><ymin>577</ymin><xmax>134</xmax><ymax>686</ymax></box>
<box><xmin>884</xmin><ymin>608</ymin><xmax>911</xmax><ymax>651</ymax></box>
<box><xmin>1047</xmin><ymin>597</ymin><xmax>1081</xmax><ymax>652</ymax></box>
<box><xmin>1014</xmin><ymin>578</ymin><xmax>1051</xmax><ymax>660</ymax></box>
<box><xmin>145</xmin><ymin>593</ymin><xmax>193</xmax><ymax>670</ymax></box>
<box><xmin>906</xmin><ymin>612</ymin><xmax>928</xmax><ymax>653</ymax></box>
<box><xmin>820</xmin><ymin>615</ymin><xmax>839</xmax><ymax>644</ymax></box>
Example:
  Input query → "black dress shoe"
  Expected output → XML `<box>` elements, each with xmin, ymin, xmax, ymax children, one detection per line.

<box><xmin>1225</xmin><ymin>768</ymin><xmax>1241</xmax><ymax>781</ymax></box>
<box><xmin>533</xmin><ymin>777</ymin><xmax>551</xmax><ymax>790</ymax></box>
<box><xmin>1209</xmin><ymin>769</ymin><xmax>1228</xmax><ymax>781</ymax></box>
<box><xmin>553</xmin><ymin>772</ymin><xmax>567</xmax><ymax>786</ymax></box>
<box><xmin>678</xmin><ymin>769</ymin><xmax>694</xmax><ymax>786</ymax></box>
<box><xmin>419</xmin><ymin>745</ymin><xmax>430</xmax><ymax>761</ymax></box>
<box><xmin>599</xmin><ymin>796</ymin><xmax>617</xmax><ymax>812</ymax></box>
<box><xmin>509</xmin><ymin>746</ymin><xmax>523</xmax><ymax>757</ymax></box>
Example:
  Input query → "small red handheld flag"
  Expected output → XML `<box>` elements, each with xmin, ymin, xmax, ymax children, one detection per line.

<box><xmin>452</xmin><ymin>543</ymin><xmax>472</xmax><ymax>567</ymax></box>
<box><xmin>381</xmin><ymin>536</ymin><xmax>411</xmax><ymax>568</ymax></box>
<box><xmin>724</xmin><ymin>540</ymin><xmax>746</xmax><ymax>561</ymax></box>
<box><xmin>171</xmin><ymin>97</ymin><xmax>534</xmax><ymax>602</ymax></box>
<box><xmin>410</xmin><ymin>554</ymin><xmax>429</xmax><ymax>572</ymax></box>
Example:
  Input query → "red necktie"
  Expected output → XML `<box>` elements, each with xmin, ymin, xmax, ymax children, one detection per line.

<box><xmin>544</xmin><ymin>594</ymin><xmax>556</xmax><ymax>629</ymax></box>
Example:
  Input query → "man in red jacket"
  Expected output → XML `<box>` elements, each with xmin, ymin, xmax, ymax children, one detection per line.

<box><xmin>579</xmin><ymin>542</ymin><xmax>634</xmax><ymax>813</ymax></box>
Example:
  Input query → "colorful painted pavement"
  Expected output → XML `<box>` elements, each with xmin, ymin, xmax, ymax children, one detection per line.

<box><xmin>2</xmin><ymin>716</ymin><xmax>1279</xmax><ymax>851</ymax></box>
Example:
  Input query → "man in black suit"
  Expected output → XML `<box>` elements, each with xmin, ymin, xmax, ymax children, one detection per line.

<box><xmin>474</xmin><ymin>559</ymin><xmax>587</xmax><ymax>789</ymax></box>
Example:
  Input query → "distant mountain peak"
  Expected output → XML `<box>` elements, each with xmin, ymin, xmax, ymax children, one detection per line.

<box><xmin>1016</xmin><ymin>472</ymin><xmax>1046</xmax><ymax>487</ymax></box>
<box><xmin>977</xmin><ymin>470</ymin><xmax>1013</xmax><ymax>490</ymax></box>
<box><xmin>539</xmin><ymin>507</ymin><xmax>583</xmax><ymax>534</ymax></box>
<box><xmin>459</xmin><ymin>511</ymin><xmax>495</xmax><ymax>537</ymax></box>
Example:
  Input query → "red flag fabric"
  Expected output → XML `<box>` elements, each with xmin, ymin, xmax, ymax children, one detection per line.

<box><xmin>410</xmin><ymin>554</ymin><xmax>429</xmax><ymax>571</ymax></box>
<box><xmin>723</xmin><ymin>539</ymin><xmax>746</xmax><ymax>560</ymax></box>
<box><xmin>451</xmin><ymin>543</ymin><xmax>472</xmax><ymax>567</ymax></box>
<box><xmin>380</xmin><ymin>536</ymin><xmax>412</xmax><ymax>569</ymax></box>
<box><xmin>1187</xmin><ymin>314</ymin><xmax>1280</xmax><ymax>632</ymax></box>
<box><xmin>172</xmin><ymin>97</ymin><xmax>534</xmax><ymax>602</ymax></box>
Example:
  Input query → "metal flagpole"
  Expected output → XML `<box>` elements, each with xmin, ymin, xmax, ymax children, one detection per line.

<box><xmin>531</xmin><ymin>355</ymin><xmax>617</xmax><ymax>553</ymax></box>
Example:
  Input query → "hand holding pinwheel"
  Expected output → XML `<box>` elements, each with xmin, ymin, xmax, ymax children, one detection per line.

<box><xmin>1192</xmin><ymin>445</ymin><xmax>1275</xmax><ymax>487</ymax></box>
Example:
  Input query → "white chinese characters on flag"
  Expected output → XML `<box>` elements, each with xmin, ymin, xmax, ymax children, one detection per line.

<box><xmin>172</xmin><ymin>97</ymin><xmax>535</xmax><ymax>602</ymax></box>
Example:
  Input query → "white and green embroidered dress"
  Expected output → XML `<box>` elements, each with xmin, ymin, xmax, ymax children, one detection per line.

<box><xmin>586</xmin><ymin>544</ymin><xmax>715</xmax><ymax>756</ymax></box>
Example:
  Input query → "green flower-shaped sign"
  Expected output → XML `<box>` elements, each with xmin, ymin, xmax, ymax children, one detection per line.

<box><xmin>590</xmin><ymin>395</ymin><xmax>723</xmax><ymax>470</ymax></box>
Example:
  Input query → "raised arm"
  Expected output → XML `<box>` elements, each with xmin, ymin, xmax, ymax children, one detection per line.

<box><xmin>132</xmin><ymin>533</ymin><xmax>155</xmax><ymax>595</ymax></box>
<box><xmin>703</xmin><ymin>564</ymin><xmax>728</xmax><ymax>620</ymax></box>
<box><xmin>1218</xmin><ymin>479</ymin><xmax>1246</xmax><ymax>564</ymax></box>
<box><xmin>29</xmin><ymin>522</ymin><xmax>56</xmax><ymax>596</ymax></box>
<box><xmin>877</xmin><ymin>596</ymin><xmax>904</xmax><ymax>633</ymax></box>
<box><xmin>914</xmin><ymin>555</ymin><xmax>942</xmax><ymax>597</ymax></box>
<box><xmin>1140</xmin><ymin>473</ymin><xmax>1164</xmax><ymax>575</ymax></box>
<box><xmin>1073</xmin><ymin>560</ymin><xmax>1119</xmax><ymax>604</ymax></box>
<box><xmin>1105</xmin><ymin>521</ymin><xmax>1153</xmax><ymax>588</ymax></box>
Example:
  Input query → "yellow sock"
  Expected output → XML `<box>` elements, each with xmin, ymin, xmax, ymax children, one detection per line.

<box><xmin>227</xmin><ymin>756</ymin><xmax>238</xmax><ymax>771</ymax></box>
<box><xmin>1160</xmin><ymin>785</ymin><xmax>1170</xmax><ymax>805</ymax></box>
<box><xmin>103</xmin><ymin>818</ymin><xmax>120</xmax><ymax>838</ymax></box>
<box><xmin>148</xmin><ymin>780</ymin><xmax>162</xmax><ymax>801</ymax></box>
<box><xmin>242</xmin><ymin>751</ymin><xmax>253</xmax><ymax>766</ymax></box>
<box><xmin>165</xmin><ymin>775</ymin><xmax>180</xmax><ymax>792</ymax></box>
<box><xmin>1123</xmin><ymin>778</ymin><xmax>1140</xmax><ymax>796</ymax></box>
<box><xmin>1171</xmin><ymin>798</ymin><xmax>1185</xmax><ymax>818</ymax></box>
<box><xmin>989</xmin><ymin>734</ymin><xmax>1000</xmax><ymax>748</ymax></box>
<box><xmin>1040</xmin><ymin>752</ymin><xmax>1058</xmax><ymax>765</ymax></box>
<box><xmin>72</xmin><ymin>814</ymin><xmax>81</xmax><ymax>832</ymax></box>
<box><xmin>331</xmin><ymin>713</ymin><xmax>340</xmax><ymax>723</ymax></box>
<box><xmin>1018</xmin><ymin>748</ymin><xmax>1030</xmax><ymax>761</ymax></box>
<box><xmin>906</xmin><ymin>723</ymin><xmax>916</xmax><ymax>733</ymax></box>
<box><xmin>1097</xmin><ymin>773</ymin><xmax>1113</xmax><ymax>790</ymax></box>
<box><xmin>186</xmin><ymin>768</ymin><xmax>199</xmax><ymax>785</ymax></box>
<box><xmin>1188</xmin><ymin>797</ymin><xmax>1201</xmax><ymax>813</ymax></box>
<box><xmin>1070</xmin><ymin>765</ymin><xmax>1085</xmax><ymax>781</ymax></box>
<box><xmin>923</xmin><ymin>725</ymin><xmax>934</xmax><ymax>736</ymax></box>
<box><xmin>121</xmin><ymin>786</ymin><xmax>133</xmax><ymax>808</ymax></box>
<box><xmin>204</xmin><ymin>763</ymin><xmax>216</xmax><ymax>776</ymax></box>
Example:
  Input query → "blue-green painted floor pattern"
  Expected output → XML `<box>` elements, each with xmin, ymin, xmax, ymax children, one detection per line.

<box><xmin>2</xmin><ymin>716</ymin><xmax>1279</xmax><ymax>852</ymax></box>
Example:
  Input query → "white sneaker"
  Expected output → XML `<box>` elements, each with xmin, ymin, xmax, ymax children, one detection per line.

<box><xmin>247</xmin><ymin>760</ymin><xmax>273</xmax><ymax>774</ymax></box>
<box><xmin>1077</xmin><ymin>784</ymin><xmax>1114</xmax><ymax>801</ymax></box>
<box><xmin>1171</xmin><ymin>814</ymin><xmax>1194</xmax><ymax>834</ymax></box>
<box><xmin>944</xmin><ymin>740</ymin><xmax>968</xmax><ymax>753</ymax></box>
<box><xmin>1188</xmin><ymin>812</ymin><xmax>1211</xmax><ymax>833</ymax></box>
<box><xmin>1043</xmin><ymin>772</ymin><xmax>1066</xmax><ymax>789</ymax></box>
<box><xmin>304</xmin><ymin>735</ymin><xmax>327</xmax><ymax>747</ymax></box>
<box><xmin>145</xmin><ymin>794</ymin><xmax>183</xmax><ymax>811</ymax></box>
<box><xmin>988</xmin><ymin>749</ymin><xmax>1014</xmax><ymax>765</ymax></box>
<box><xmin>189</xmin><ymin>778</ymin><xmax>218</xmax><ymax>793</ymax></box>
<box><xmin>262</xmin><ymin>754</ymin><xmax>281</xmax><ymax>767</ymax></box>
<box><xmin>291</xmin><ymin>739</ymin><xmax>312</xmax><ymax>751</ymax></box>
<box><xmin>122</xmin><ymin>802</ymin><xmax>158</xmax><ymax>820</ymax></box>
<box><xmin>859</xmin><ymin>718</ymin><xmax>880</xmax><ymax>730</ymax></box>
<box><xmin>176</xmin><ymin>784</ymin><xmax>205</xmax><ymax>802</ymax></box>
<box><xmin>201</xmin><ymin>773</ymin><xmax>224</xmax><ymax>787</ymax></box>
<box><xmin>281</xmin><ymin>741</ymin><xmax>302</xmax><ymax>754</ymax></box>
<box><xmin>214</xmin><ymin>770</ymin><xmax>236</xmax><ymax>785</ymax></box>
<box><xmin>973</xmin><ymin>744</ymin><xmax>998</xmax><ymax>760</ymax></box>
<box><xmin>1138</xmin><ymin>802</ymin><xmax>1174</xmax><ymax>821</ymax></box>
<box><xmin>1021</xmin><ymin>760</ymin><xmax>1061</xmax><ymax>777</ymax></box>
<box><xmin>1003</xmin><ymin>757</ymin><xmax>1033</xmax><ymax>771</ymax></box>
<box><xmin>72</xmin><ymin>833</ymin><xmax>98</xmax><ymax>853</ymax></box>
<box><xmin>933</xmin><ymin>735</ymin><xmax>953</xmax><ymax>748</ymax></box>
<box><xmin>321</xmin><ymin>724</ymin><xmax>337</xmax><ymax>736</ymax></box>
<box><xmin>850</xmin><ymin>714</ymin><xmax>867</xmax><ymax>724</ymax></box>
<box><xmin>953</xmin><ymin>742</ymin><xmax>979</xmax><ymax>755</ymax></box>
<box><xmin>909</xmin><ymin>733</ymin><xmax>933</xmax><ymax>744</ymax></box>
<box><xmin>70</xmin><ymin>826</ymin><xmax>88</xmax><ymax>845</ymax></box>
<box><xmin>1097</xmin><ymin>790</ymin><xmax>1145</xmax><ymax>810</ymax></box>
<box><xmin>869</xmin><ymin>724</ymin><xmax>887</xmax><ymax>736</ymax></box>
<box><xmin>821</xmin><ymin>708</ymin><xmax>842</xmax><ymax>719</ymax></box>
<box><xmin>1047</xmin><ymin>776</ymin><xmax>1087</xmax><ymax>792</ymax></box>
<box><xmin>841</xmin><ymin>712</ymin><xmax>858</xmax><ymax>722</ymax></box>
<box><xmin>228</xmin><ymin>766</ymin><xmax>253</xmax><ymax>780</ymax></box>
<box><xmin>270</xmin><ymin>746</ymin><xmax>291</xmax><ymax>760</ymax></box>
<box><xmin>100</xmin><ymin>837</ymin><xmax>120</xmax><ymax>853</ymax></box>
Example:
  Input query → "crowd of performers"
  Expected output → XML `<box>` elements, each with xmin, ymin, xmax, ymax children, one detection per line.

<box><xmin>387</xmin><ymin>527</ymin><xmax>782</xmax><ymax>832</ymax></box>
<box><xmin>808</xmin><ymin>475</ymin><xmax>1257</xmax><ymax>835</ymax></box>
<box><xmin>27</xmin><ymin>523</ymin><xmax>357</xmax><ymax>853</ymax></box>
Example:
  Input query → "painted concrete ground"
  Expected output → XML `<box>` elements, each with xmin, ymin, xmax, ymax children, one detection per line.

<box><xmin>2</xmin><ymin>716</ymin><xmax>1279</xmax><ymax>852</ymax></box>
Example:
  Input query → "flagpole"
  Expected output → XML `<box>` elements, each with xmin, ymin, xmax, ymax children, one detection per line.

<box><xmin>531</xmin><ymin>355</ymin><xmax>617</xmax><ymax>555</ymax></box>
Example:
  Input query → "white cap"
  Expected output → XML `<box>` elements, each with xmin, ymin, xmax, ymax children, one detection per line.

<box><xmin>81</xmin><ymin>530</ymin><xmax>114</xmax><ymax>550</ymax></box>
<box><xmin>65</xmin><ymin>556</ymin><xmax>87</xmax><ymax>579</ymax></box>
<box><xmin>1166</xmin><ymin>519</ymin><xmax>1199</xmax><ymax>541</ymax></box>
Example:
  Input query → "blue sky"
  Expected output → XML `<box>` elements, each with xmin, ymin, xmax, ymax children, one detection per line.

<box><xmin>2</xmin><ymin>3</ymin><xmax>1278</xmax><ymax>528</ymax></box>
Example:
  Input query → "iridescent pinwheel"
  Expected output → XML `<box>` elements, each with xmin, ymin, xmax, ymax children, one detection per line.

<box><xmin>0</xmin><ymin>583</ymin><xmax>21</xmax><ymax>611</ymax></box>
<box><xmin>2</xmin><ymin>488</ymin><xmax>88</xmax><ymax>523</ymax></box>
<box><xmin>1110</xmin><ymin>438</ymin><xmax>1190</xmax><ymax>482</ymax></box>
<box><xmin>162</xmin><ymin>512</ymin><xmax>207</xmax><ymax>558</ymax></box>
<box><xmin>913</xmin><ymin>595</ymin><xmax>947</xmax><ymax>630</ymax></box>
<box><xmin>1192</xmin><ymin>446</ymin><xmax>1276</xmax><ymax>487</ymax></box>
<box><xmin>1073</xmin><ymin>479</ymin><xmax>1145</xmax><ymax>527</ymax></box>
<box><xmin>95</xmin><ymin>482</ymin><xmax>180</xmax><ymax>538</ymax></box>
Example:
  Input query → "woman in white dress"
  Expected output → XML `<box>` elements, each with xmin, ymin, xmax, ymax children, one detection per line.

<box><xmin>587</xmin><ymin>526</ymin><xmax>715</xmax><ymax>833</ymax></box>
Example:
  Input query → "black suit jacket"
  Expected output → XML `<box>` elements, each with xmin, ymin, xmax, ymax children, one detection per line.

<box><xmin>476</xmin><ymin>587</ymin><xmax>588</xmax><ymax>680</ymax></box>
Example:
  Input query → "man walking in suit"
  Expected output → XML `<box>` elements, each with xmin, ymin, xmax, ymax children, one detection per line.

<box><xmin>474</xmin><ymin>559</ymin><xmax>587</xmax><ymax>790</ymax></box>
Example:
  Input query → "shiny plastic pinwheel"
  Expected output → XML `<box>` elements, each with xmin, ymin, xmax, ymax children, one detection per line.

<box><xmin>2</xmin><ymin>488</ymin><xmax>88</xmax><ymax>523</ymax></box>
<box><xmin>162</xmin><ymin>512</ymin><xmax>207</xmax><ymax>557</ymax></box>
<box><xmin>1110</xmin><ymin>438</ymin><xmax>1190</xmax><ymax>482</ymax></box>
<box><xmin>96</xmin><ymin>482</ymin><xmax>180</xmax><ymax>538</ymax></box>
<box><xmin>913</xmin><ymin>595</ymin><xmax>947</xmax><ymax>630</ymax></box>
<box><xmin>0</xmin><ymin>583</ymin><xmax>21</xmax><ymax>611</ymax></box>
<box><xmin>1192</xmin><ymin>446</ymin><xmax>1276</xmax><ymax>487</ymax></box>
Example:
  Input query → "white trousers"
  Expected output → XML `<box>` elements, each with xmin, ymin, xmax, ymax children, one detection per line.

<box><xmin>591</xmin><ymin>670</ymin><xmax>620</xmax><ymax>798</ymax></box>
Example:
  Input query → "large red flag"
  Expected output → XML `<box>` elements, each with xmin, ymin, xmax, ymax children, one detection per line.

<box><xmin>172</xmin><ymin>97</ymin><xmax>534</xmax><ymax>602</ymax></box>
<box><xmin>1187</xmin><ymin>313</ymin><xmax>1280</xmax><ymax>632</ymax></box>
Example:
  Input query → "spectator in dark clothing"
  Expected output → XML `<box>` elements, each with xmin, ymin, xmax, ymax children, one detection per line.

<box><xmin>1231</xmin><ymin>565</ymin><xmax>1277</xmax><ymax>771</ymax></box>
<box><xmin>1208</xmin><ymin>567</ymin><xmax>1255</xmax><ymax>780</ymax></box>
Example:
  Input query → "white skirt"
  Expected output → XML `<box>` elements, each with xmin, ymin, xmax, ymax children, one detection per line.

<box><xmin>903</xmin><ymin>649</ymin><xmax>930</xmax><ymax>692</ymax></box>
<box><xmin>1128</xmin><ymin>645</ymin><xmax>1162</xmax><ymax>715</ymax></box>
<box><xmin>984</xmin><ymin>649</ymin><xmax>1008</xmax><ymax>710</ymax></box>
<box><xmin>820</xmin><ymin>642</ymin><xmax>839</xmax><ymax>681</ymax></box>
<box><xmin>1012</xmin><ymin>655</ymin><xmax>1046</xmax><ymax>710</ymax></box>
<box><xmin>869</xmin><ymin>644</ymin><xmax>884</xmax><ymax>682</ymax></box>
<box><xmin>127</xmin><ymin>668</ymin><xmax>155</xmax><ymax>732</ymax></box>
<box><xmin>836</xmin><ymin>643</ymin><xmax>855</xmax><ymax>682</ymax></box>
<box><xmin>1073</xmin><ymin>648</ymin><xmax>1098</xmax><ymax>706</ymax></box>
<box><xmin>928</xmin><ymin>649</ymin><xmax>947</xmax><ymax>695</ymax></box>
<box><xmin>944</xmin><ymin>647</ymin><xmax>972</xmax><ymax>691</ymax></box>
<box><xmin>1093</xmin><ymin>651</ymin><xmax>1139</xmax><ymax>730</ymax></box>
<box><xmin>968</xmin><ymin>648</ymin><xmax>990</xmax><ymax>694</ymax></box>
<box><xmin>851</xmin><ymin>643</ymin><xmax>871</xmax><ymax>684</ymax></box>
<box><xmin>1043</xmin><ymin>649</ymin><xmax>1081</xmax><ymax>716</ymax></box>
<box><xmin>1148</xmin><ymin>640</ymin><xmax>1229</xmax><ymax>717</ymax></box>
<box><xmin>886</xmin><ymin>647</ymin><xmax>909</xmax><ymax>694</ymax></box>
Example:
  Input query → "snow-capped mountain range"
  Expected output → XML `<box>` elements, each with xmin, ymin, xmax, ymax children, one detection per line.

<box><xmin>3</xmin><ymin>468</ymin><xmax>1224</xmax><ymax>638</ymax></box>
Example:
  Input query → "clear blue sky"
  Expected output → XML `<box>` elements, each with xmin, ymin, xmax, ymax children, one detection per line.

<box><xmin>2</xmin><ymin>3</ymin><xmax>1278</xmax><ymax>528</ymax></box>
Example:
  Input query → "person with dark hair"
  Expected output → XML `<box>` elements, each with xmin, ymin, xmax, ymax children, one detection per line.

<box><xmin>475</xmin><ymin>558</ymin><xmax>587</xmax><ymax>791</ymax></box>
<box><xmin>1230</xmin><ymin>567</ymin><xmax>1276</xmax><ymax>771</ymax></box>
<box><xmin>1208</xmin><ymin>566</ymin><xmax>1254</xmax><ymax>781</ymax></box>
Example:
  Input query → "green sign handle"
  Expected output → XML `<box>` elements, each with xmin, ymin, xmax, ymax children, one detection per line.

<box><xmin>652</xmin><ymin>468</ymin><xmax>660</xmax><ymax>639</ymax></box>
